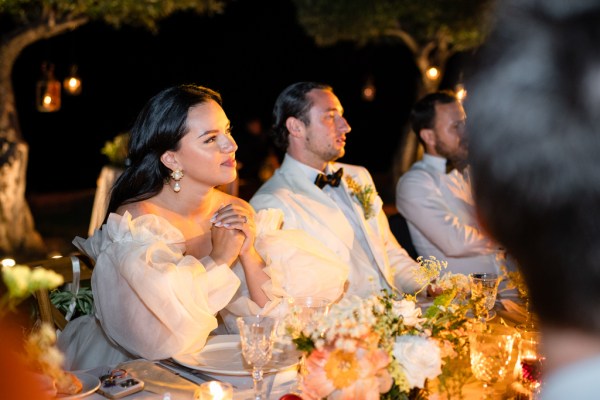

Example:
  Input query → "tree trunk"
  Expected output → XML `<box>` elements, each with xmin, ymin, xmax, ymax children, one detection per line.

<box><xmin>0</xmin><ymin>141</ymin><xmax>46</xmax><ymax>259</ymax></box>
<box><xmin>0</xmin><ymin>17</ymin><xmax>88</xmax><ymax>259</ymax></box>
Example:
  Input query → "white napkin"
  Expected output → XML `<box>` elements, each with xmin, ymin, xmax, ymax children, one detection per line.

<box><xmin>500</xmin><ymin>299</ymin><xmax>528</xmax><ymax>320</ymax></box>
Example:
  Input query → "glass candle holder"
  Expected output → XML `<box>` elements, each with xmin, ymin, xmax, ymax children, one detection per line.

<box><xmin>195</xmin><ymin>381</ymin><xmax>233</xmax><ymax>400</ymax></box>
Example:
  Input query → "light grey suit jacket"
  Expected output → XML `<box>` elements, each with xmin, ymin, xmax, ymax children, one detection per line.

<box><xmin>250</xmin><ymin>155</ymin><xmax>420</xmax><ymax>295</ymax></box>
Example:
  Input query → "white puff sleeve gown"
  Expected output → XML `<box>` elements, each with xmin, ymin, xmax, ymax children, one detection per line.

<box><xmin>220</xmin><ymin>209</ymin><xmax>349</xmax><ymax>332</ymax></box>
<box><xmin>58</xmin><ymin>212</ymin><xmax>241</xmax><ymax>370</ymax></box>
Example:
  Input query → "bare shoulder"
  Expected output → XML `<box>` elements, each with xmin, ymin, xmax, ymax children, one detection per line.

<box><xmin>115</xmin><ymin>201</ymin><xmax>149</xmax><ymax>218</ymax></box>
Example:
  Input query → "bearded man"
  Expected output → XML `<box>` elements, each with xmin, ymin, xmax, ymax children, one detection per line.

<box><xmin>395</xmin><ymin>91</ymin><xmax>509</xmax><ymax>275</ymax></box>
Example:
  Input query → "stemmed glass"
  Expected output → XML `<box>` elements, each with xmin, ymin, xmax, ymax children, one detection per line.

<box><xmin>517</xmin><ymin>331</ymin><xmax>544</xmax><ymax>398</ymax></box>
<box><xmin>287</xmin><ymin>296</ymin><xmax>330</xmax><ymax>333</ymax></box>
<box><xmin>237</xmin><ymin>316</ymin><xmax>278</xmax><ymax>400</ymax></box>
<box><xmin>515</xmin><ymin>296</ymin><xmax>537</xmax><ymax>332</ymax></box>
<box><xmin>286</xmin><ymin>296</ymin><xmax>330</xmax><ymax>393</ymax></box>
<box><xmin>469</xmin><ymin>326</ymin><xmax>516</xmax><ymax>398</ymax></box>
<box><xmin>469</xmin><ymin>273</ymin><xmax>500</xmax><ymax>321</ymax></box>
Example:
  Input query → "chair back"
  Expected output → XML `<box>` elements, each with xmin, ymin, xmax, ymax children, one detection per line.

<box><xmin>25</xmin><ymin>254</ymin><xmax>94</xmax><ymax>331</ymax></box>
<box><xmin>388</xmin><ymin>213</ymin><xmax>419</xmax><ymax>260</ymax></box>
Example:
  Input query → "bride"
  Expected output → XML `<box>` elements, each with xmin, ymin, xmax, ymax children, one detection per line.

<box><xmin>58</xmin><ymin>84</ymin><xmax>267</xmax><ymax>369</ymax></box>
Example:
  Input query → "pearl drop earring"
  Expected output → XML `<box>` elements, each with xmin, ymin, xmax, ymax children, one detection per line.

<box><xmin>170</xmin><ymin>169</ymin><xmax>184</xmax><ymax>193</ymax></box>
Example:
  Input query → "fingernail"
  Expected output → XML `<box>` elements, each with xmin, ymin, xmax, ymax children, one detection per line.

<box><xmin>223</xmin><ymin>223</ymin><xmax>230</xmax><ymax>227</ymax></box>
<box><xmin>214</xmin><ymin>221</ymin><xmax>222</xmax><ymax>227</ymax></box>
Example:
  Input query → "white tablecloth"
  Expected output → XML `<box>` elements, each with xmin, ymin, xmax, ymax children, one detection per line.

<box><xmin>84</xmin><ymin>359</ymin><xmax>297</xmax><ymax>400</ymax></box>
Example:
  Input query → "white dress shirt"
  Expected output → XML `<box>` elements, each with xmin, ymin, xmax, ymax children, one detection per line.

<box><xmin>396</xmin><ymin>154</ymin><xmax>506</xmax><ymax>275</ymax></box>
<box><xmin>541</xmin><ymin>354</ymin><xmax>600</xmax><ymax>400</ymax></box>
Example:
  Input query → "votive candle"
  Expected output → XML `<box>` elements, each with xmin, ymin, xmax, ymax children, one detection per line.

<box><xmin>196</xmin><ymin>381</ymin><xmax>233</xmax><ymax>400</ymax></box>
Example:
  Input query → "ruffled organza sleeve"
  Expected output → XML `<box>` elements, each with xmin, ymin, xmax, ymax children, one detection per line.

<box><xmin>222</xmin><ymin>209</ymin><xmax>349</xmax><ymax>331</ymax></box>
<box><xmin>74</xmin><ymin>212</ymin><xmax>240</xmax><ymax>360</ymax></box>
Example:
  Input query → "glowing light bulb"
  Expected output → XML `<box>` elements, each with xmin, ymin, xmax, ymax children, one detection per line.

<box><xmin>426</xmin><ymin>67</ymin><xmax>439</xmax><ymax>80</ymax></box>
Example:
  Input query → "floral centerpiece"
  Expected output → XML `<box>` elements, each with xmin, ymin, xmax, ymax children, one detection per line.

<box><xmin>1</xmin><ymin>264</ymin><xmax>83</xmax><ymax>396</ymax></box>
<box><xmin>288</xmin><ymin>256</ymin><xmax>476</xmax><ymax>400</ymax></box>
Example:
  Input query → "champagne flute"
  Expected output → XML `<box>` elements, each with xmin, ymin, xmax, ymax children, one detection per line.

<box><xmin>237</xmin><ymin>316</ymin><xmax>278</xmax><ymax>400</ymax></box>
<box><xmin>470</xmin><ymin>326</ymin><xmax>516</xmax><ymax>398</ymax></box>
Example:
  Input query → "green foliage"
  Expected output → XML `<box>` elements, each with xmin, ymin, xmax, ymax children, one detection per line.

<box><xmin>101</xmin><ymin>132</ymin><xmax>129</xmax><ymax>168</ymax></box>
<box><xmin>0</xmin><ymin>0</ymin><xmax>225</xmax><ymax>32</ymax></box>
<box><xmin>292</xmin><ymin>332</ymin><xmax>315</xmax><ymax>354</ymax></box>
<box><xmin>292</xmin><ymin>0</ymin><xmax>495</xmax><ymax>51</ymax></box>
<box><xmin>50</xmin><ymin>286</ymin><xmax>94</xmax><ymax>317</ymax></box>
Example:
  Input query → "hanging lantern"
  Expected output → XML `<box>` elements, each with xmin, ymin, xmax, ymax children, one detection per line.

<box><xmin>36</xmin><ymin>62</ymin><xmax>61</xmax><ymax>112</ymax></box>
<box><xmin>63</xmin><ymin>65</ymin><xmax>82</xmax><ymax>95</ymax></box>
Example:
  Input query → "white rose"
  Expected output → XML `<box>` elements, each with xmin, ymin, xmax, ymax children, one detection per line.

<box><xmin>392</xmin><ymin>299</ymin><xmax>425</xmax><ymax>327</ymax></box>
<box><xmin>393</xmin><ymin>335</ymin><xmax>442</xmax><ymax>389</ymax></box>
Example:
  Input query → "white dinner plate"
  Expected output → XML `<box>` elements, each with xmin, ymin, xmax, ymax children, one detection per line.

<box><xmin>173</xmin><ymin>334</ymin><xmax>300</xmax><ymax>376</ymax></box>
<box><xmin>55</xmin><ymin>372</ymin><xmax>100</xmax><ymax>399</ymax></box>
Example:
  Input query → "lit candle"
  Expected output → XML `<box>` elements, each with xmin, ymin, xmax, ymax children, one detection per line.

<box><xmin>195</xmin><ymin>381</ymin><xmax>233</xmax><ymax>400</ymax></box>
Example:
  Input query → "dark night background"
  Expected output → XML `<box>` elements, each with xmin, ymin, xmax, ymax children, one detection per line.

<box><xmin>12</xmin><ymin>0</ymin><xmax>464</xmax><ymax>198</ymax></box>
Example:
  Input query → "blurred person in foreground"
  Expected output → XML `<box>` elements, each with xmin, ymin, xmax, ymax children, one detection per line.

<box><xmin>58</xmin><ymin>84</ymin><xmax>338</xmax><ymax>370</ymax></box>
<box><xmin>396</xmin><ymin>91</ymin><xmax>510</xmax><ymax>275</ymax></box>
<box><xmin>251</xmin><ymin>82</ymin><xmax>421</xmax><ymax>299</ymax></box>
<box><xmin>466</xmin><ymin>1</ymin><xmax>600</xmax><ymax>398</ymax></box>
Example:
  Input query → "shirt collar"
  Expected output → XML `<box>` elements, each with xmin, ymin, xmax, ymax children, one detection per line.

<box><xmin>285</xmin><ymin>153</ymin><xmax>336</xmax><ymax>183</ymax></box>
<box><xmin>422</xmin><ymin>153</ymin><xmax>448</xmax><ymax>173</ymax></box>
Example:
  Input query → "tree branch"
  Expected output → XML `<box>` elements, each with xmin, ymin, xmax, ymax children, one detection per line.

<box><xmin>383</xmin><ymin>28</ymin><xmax>420</xmax><ymax>56</ymax></box>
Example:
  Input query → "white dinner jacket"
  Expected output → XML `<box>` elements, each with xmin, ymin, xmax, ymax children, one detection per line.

<box><xmin>250</xmin><ymin>154</ymin><xmax>420</xmax><ymax>295</ymax></box>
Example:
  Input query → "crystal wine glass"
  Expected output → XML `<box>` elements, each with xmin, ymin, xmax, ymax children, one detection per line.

<box><xmin>237</xmin><ymin>316</ymin><xmax>278</xmax><ymax>400</ymax></box>
<box><xmin>286</xmin><ymin>296</ymin><xmax>330</xmax><ymax>393</ymax></box>
<box><xmin>469</xmin><ymin>273</ymin><xmax>500</xmax><ymax>321</ymax></box>
<box><xmin>518</xmin><ymin>331</ymin><xmax>544</xmax><ymax>398</ymax></box>
<box><xmin>470</xmin><ymin>326</ymin><xmax>516</xmax><ymax>398</ymax></box>
<box><xmin>287</xmin><ymin>296</ymin><xmax>330</xmax><ymax>334</ymax></box>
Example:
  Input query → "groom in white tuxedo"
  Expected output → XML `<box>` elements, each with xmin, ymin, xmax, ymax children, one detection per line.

<box><xmin>250</xmin><ymin>82</ymin><xmax>421</xmax><ymax>299</ymax></box>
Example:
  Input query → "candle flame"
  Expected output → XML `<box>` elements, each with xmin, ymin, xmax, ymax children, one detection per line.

<box><xmin>209</xmin><ymin>381</ymin><xmax>225</xmax><ymax>400</ymax></box>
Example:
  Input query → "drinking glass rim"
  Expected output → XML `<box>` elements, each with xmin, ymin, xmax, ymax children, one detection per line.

<box><xmin>286</xmin><ymin>296</ymin><xmax>331</xmax><ymax>307</ymax></box>
<box><xmin>469</xmin><ymin>272</ymin><xmax>499</xmax><ymax>280</ymax></box>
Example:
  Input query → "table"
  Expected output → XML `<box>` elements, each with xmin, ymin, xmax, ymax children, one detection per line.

<box><xmin>82</xmin><ymin>298</ymin><xmax>529</xmax><ymax>399</ymax></box>
<box><xmin>85</xmin><ymin>359</ymin><xmax>297</xmax><ymax>400</ymax></box>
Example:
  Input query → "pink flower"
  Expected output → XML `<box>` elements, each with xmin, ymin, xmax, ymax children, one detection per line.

<box><xmin>301</xmin><ymin>343</ymin><xmax>392</xmax><ymax>400</ymax></box>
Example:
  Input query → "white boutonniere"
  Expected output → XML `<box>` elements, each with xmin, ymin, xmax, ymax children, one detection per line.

<box><xmin>345</xmin><ymin>175</ymin><xmax>376</xmax><ymax>219</ymax></box>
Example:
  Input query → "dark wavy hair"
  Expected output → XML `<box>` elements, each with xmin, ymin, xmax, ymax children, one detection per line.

<box><xmin>467</xmin><ymin>0</ymin><xmax>600</xmax><ymax>332</ymax></box>
<box><xmin>270</xmin><ymin>82</ymin><xmax>332</xmax><ymax>151</ymax></box>
<box><xmin>106</xmin><ymin>84</ymin><xmax>222</xmax><ymax>215</ymax></box>
<box><xmin>410</xmin><ymin>90</ymin><xmax>457</xmax><ymax>145</ymax></box>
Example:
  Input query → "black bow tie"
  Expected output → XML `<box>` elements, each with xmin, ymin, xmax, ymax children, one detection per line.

<box><xmin>315</xmin><ymin>168</ymin><xmax>344</xmax><ymax>189</ymax></box>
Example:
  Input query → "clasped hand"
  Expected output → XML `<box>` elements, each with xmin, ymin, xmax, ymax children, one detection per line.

<box><xmin>209</xmin><ymin>203</ymin><xmax>256</xmax><ymax>266</ymax></box>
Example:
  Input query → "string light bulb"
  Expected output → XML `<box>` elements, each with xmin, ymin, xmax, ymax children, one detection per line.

<box><xmin>63</xmin><ymin>65</ymin><xmax>82</xmax><ymax>95</ymax></box>
<box><xmin>426</xmin><ymin>67</ymin><xmax>440</xmax><ymax>81</ymax></box>
<box><xmin>455</xmin><ymin>83</ymin><xmax>467</xmax><ymax>102</ymax></box>
<box><xmin>361</xmin><ymin>77</ymin><xmax>376</xmax><ymax>102</ymax></box>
